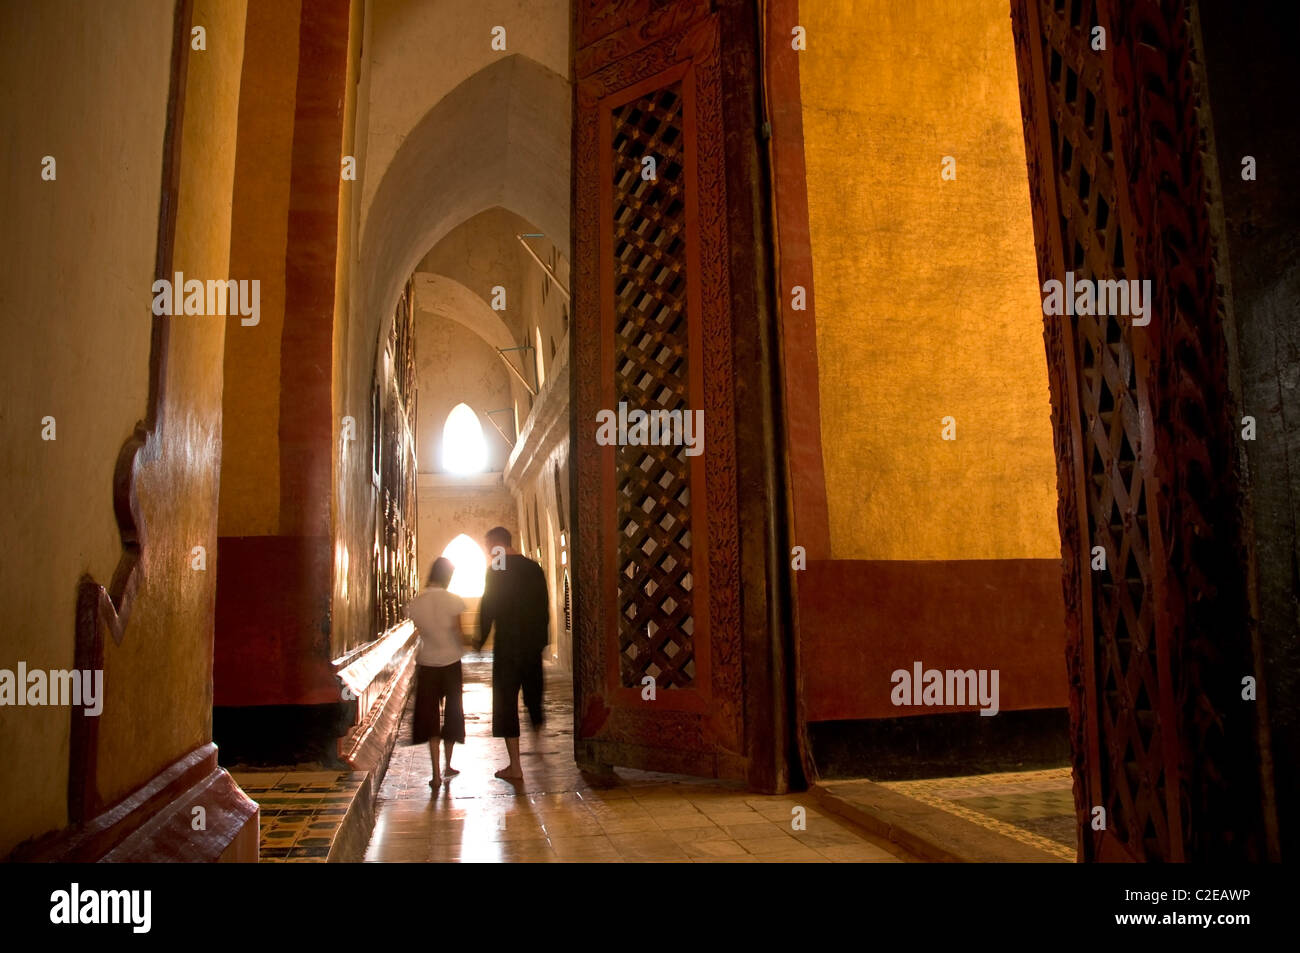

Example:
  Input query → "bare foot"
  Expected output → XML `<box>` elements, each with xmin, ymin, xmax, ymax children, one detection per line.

<box><xmin>428</xmin><ymin>774</ymin><xmax>440</xmax><ymax>789</ymax></box>
<box><xmin>444</xmin><ymin>767</ymin><xmax>460</xmax><ymax>778</ymax></box>
<box><xmin>494</xmin><ymin>766</ymin><xmax>523</xmax><ymax>780</ymax></box>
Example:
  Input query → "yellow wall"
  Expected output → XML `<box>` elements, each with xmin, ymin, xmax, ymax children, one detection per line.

<box><xmin>0</xmin><ymin>0</ymin><xmax>248</xmax><ymax>851</ymax></box>
<box><xmin>0</xmin><ymin>1</ymin><xmax>171</xmax><ymax>855</ymax></box>
<box><xmin>799</xmin><ymin>0</ymin><xmax>1059</xmax><ymax>561</ymax></box>
<box><xmin>218</xmin><ymin>0</ymin><xmax>302</xmax><ymax>538</ymax></box>
<box><xmin>97</xmin><ymin>0</ymin><xmax>249</xmax><ymax>806</ymax></box>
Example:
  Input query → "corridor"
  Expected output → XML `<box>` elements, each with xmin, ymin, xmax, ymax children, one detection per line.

<box><xmin>5</xmin><ymin>0</ymin><xmax>1292</xmax><ymax>874</ymax></box>
<box><xmin>364</xmin><ymin>656</ymin><xmax>912</xmax><ymax>863</ymax></box>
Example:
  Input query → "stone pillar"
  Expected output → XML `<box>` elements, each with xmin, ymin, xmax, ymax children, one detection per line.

<box><xmin>214</xmin><ymin>0</ymin><xmax>355</xmax><ymax>764</ymax></box>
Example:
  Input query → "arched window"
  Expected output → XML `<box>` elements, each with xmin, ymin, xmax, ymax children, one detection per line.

<box><xmin>535</xmin><ymin>327</ymin><xmax>546</xmax><ymax>389</ymax></box>
<box><xmin>442</xmin><ymin>402</ymin><xmax>487</xmax><ymax>474</ymax></box>
<box><xmin>563</xmin><ymin>570</ymin><xmax>571</xmax><ymax>634</ymax></box>
<box><xmin>440</xmin><ymin>533</ymin><xmax>487</xmax><ymax>598</ymax></box>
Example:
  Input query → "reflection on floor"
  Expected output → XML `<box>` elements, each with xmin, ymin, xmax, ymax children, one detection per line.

<box><xmin>878</xmin><ymin>768</ymin><xmax>1077</xmax><ymax>861</ymax></box>
<box><xmin>365</xmin><ymin>654</ymin><xmax>915</xmax><ymax>863</ymax></box>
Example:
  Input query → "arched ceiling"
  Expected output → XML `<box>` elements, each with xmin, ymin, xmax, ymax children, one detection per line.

<box><xmin>357</xmin><ymin>54</ymin><xmax>570</xmax><ymax>387</ymax></box>
<box><xmin>411</xmin><ymin>272</ymin><xmax>514</xmax><ymax>352</ymax></box>
<box><xmin>359</xmin><ymin>0</ymin><xmax>572</xmax><ymax>231</ymax></box>
<box><xmin>415</xmin><ymin>205</ymin><xmax>552</xmax><ymax>344</ymax></box>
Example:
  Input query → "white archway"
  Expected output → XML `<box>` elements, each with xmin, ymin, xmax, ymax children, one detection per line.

<box><xmin>356</xmin><ymin>55</ymin><xmax>571</xmax><ymax>396</ymax></box>
<box><xmin>440</xmin><ymin>533</ymin><xmax>487</xmax><ymax>598</ymax></box>
<box><xmin>412</xmin><ymin>271</ymin><xmax>516</xmax><ymax>351</ymax></box>
<box><xmin>442</xmin><ymin>403</ymin><xmax>488</xmax><ymax>474</ymax></box>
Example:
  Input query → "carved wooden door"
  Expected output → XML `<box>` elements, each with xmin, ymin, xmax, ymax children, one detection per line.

<box><xmin>571</xmin><ymin>1</ymin><xmax>747</xmax><ymax>780</ymax></box>
<box><xmin>1012</xmin><ymin>0</ymin><xmax>1273</xmax><ymax>860</ymax></box>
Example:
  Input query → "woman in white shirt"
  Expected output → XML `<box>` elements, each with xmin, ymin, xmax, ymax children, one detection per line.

<box><xmin>406</xmin><ymin>557</ymin><xmax>468</xmax><ymax>789</ymax></box>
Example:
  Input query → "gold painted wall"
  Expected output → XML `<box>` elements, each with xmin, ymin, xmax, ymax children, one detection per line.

<box><xmin>0</xmin><ymin>0</ymin><xmax>248</xmax><ymax>853</ymax></box>
<box><xmin>0</xmin><ymin>1</ymin><xmax>171</xmax><ymax>855</ymax></box>
<box><xmin>218</xmin><ymin>0</ymin><xmax>303</xmax><ymax>538</ymax></box>
<box><xmin>798</xmin><ymin>0</ymin><xmax>1059</xmax><ymax>561</ymax></box>
<box><xmin>96</xmin><ymin>0</ymin><xmax>249</xmax><ymax>806</ymax></box>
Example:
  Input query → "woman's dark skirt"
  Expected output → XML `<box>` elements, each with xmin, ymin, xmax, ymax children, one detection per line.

<box><xmin>412</xmin><ymin>661</ymin><xmax>465</xmax><ymax>745</ymax></box>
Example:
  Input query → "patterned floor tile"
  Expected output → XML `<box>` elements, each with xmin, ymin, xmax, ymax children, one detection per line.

<box><xmin>879</xmin><ymin>767</ymin><xmax>1076</xmax><ymax>860</ymax></box>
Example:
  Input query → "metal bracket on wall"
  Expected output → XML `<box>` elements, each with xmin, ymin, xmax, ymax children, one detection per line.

<box><xmin>516</xmin><ymin>233</ymin><xmax>571</xmax><ymax>301</ymax></box>
<box><xmin>495</xmin><ymin>345</ymin><xmax>538</xmax><ymax>397</ymax></box>
<box><xmin>483</xmin><ymin>408</ymin><xmax>517</xmax><ymax>449</ymax></box>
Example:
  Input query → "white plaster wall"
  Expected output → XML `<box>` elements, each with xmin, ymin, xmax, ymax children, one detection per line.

<box><xmin>419</xmin><ymin>207</ymin><xmax>555</xmax><ymax>428</ymax></box>
<box><xmin>417</xmin><ymin>481</ymin><xmax>518</xmax><ymax>577</ymax></box>
<box><xmin>518</xmin><ymin>243</ymin><xmax>570</xmax><ymax>393</ymax></box>
<box><xmin>413</xmin><ymin>272</ymin><xmax>515</xmax><ymax>351</ymax></box>
<box><xmin>505</xmin><ymin>232</ymin><xmax>571</xmax><ymax>669</ymax></box>
<box><xmin>512</xmin><ymin>444</ymin><xmax>571</xmax><ymax>669</ymax></box>
<box><xmin>414</xmin><ymin>310</ymin><xmax>514</xmax><ymax>474</ymax></box>
<box><xmin>359</xmin><ymin>0</ymin><xmax>571</xmax><ymax>236</ymax></box>
<box><xmin>348</xmin><ymin>53</ymin><xmax>571</xmax><ymax>491</ymax></box>
<box><xmin>417</xmin><ymin>206</ymin><xmax>539</xmax><ymax>344</ymax></box>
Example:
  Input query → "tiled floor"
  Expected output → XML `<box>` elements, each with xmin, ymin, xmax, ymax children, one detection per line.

<box><xmin>229</xmin><ymin>768</ymin><xmax>367</xmax><ymax>862</ymax></box>
<box><xmin>878</xmin><ymin>768</ymin><xmax>1077</xmax><ymax>861</ymax></box>
<box><xmin>364</xmin><ymin>654</ymin><xmax>914</xmax><ymax>863</ymax></box>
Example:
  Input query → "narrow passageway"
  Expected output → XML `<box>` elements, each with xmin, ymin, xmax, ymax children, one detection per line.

<box><xmin>365</xmin><ymin>656</ymin><xmax>913</xmax><ymax>862</ymax></box>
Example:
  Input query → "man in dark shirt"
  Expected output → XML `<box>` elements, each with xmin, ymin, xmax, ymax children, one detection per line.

<box><xmin>474</xmin><ymin>526</ymin><xmax>549</xmax><ymax>780</ymax></box>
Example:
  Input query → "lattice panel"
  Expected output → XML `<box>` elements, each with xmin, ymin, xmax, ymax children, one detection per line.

<box><xmin>610</xmin><ymin>82</ymin><xmax>696</xmax><ymax>689</ymax></box>
<box><xmin>1110</xmin><ymin>0</ymin><xmax>1265</xmax><ymax>861</ymax></box>
<box><xmin>1037</xmin><ymin>0</ymin><xmax>1165</xmax><ymax>860</ymax></box>
<box><xmin>373</xmin><ymin>283</ymin><xmax>419</xmax><ymax>636</ymax></box>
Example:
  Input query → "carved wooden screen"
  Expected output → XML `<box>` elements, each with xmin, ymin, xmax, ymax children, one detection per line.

<box><xmin>1013</xmin><ymin>0</ymin><xmax>1272</xmax><ymax>861</ymax></box>
<box><xmin>610</xmin><ymin>80</ymin><xmax>697</xmax><ymax>690</ymax></box>
<box><xmin>573</xmin><ymin>3</ymin><xmax>745</xmax><ymax>779</ymax></box>
<box><xmin>373</xmin><ymin>280</ymin><xmax>418</xmax><ymax>636</ymax></box>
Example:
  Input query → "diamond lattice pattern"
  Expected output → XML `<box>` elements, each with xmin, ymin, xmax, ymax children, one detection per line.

<box><xmin>1039</xmin><ymin>0</ymin><xmax>1165</xmax><ymax>860</ymax></box>
<box><xmin>610</xmin><ymin>83</ymin><xmax>696</xmax><ymax>690</ymax></box>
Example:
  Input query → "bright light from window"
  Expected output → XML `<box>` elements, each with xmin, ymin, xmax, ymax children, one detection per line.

<box><xmin>535</xmin><ymin>328</ymin><xmax>546</xmax><ymax>389</ymax></box>
<box><xmin>441</xmin><ymin>533</ymin><xmax>487</xmax><ymax>597</ymax></box>
<box><xmin>442</xmin><ymin>402</ymin><xmax>488</xmax><ymax>474</ymax></box>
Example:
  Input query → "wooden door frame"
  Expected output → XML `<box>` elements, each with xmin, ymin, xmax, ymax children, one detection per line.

<box><xmin>569</xmin><ymin>0</ymin><xmax>795</xmax><ymax>792</ymax></box>
<box><xmin>1010</xmin><ymin>0</ymin><xmax>1277</xmax><ymax>861</ymax></box>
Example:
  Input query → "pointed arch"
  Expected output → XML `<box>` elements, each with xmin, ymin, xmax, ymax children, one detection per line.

<box><xmin>357</xmin><ymin>55</ymin><xmax>571</xmax><ymax>391</ymax></box>
<box><xmin>442</xmin><ymin>402</ymin><xmax>488</xmax><ymax>474</ymax></box>
<box><xmin>440</xmin><ymin>533</ymin><xmax>487</xmax><ymax>598</ymax></box>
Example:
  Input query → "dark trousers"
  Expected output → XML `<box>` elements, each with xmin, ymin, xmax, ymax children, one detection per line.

<box><xmin>412</xmin><ymin>662</ymin><xmax>466</xmax><ymax>745</ymax></box>
<box><xmin>492</xmin><ymin>652</ymin><xmax>544</xmax><ymax>738</ymax></box>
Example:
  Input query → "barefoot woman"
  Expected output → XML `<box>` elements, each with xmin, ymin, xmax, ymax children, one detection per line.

<box><xmin>407</xmin><ymin>557</ymin><xmax>468</xmax><ymax>788</ymax></box>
